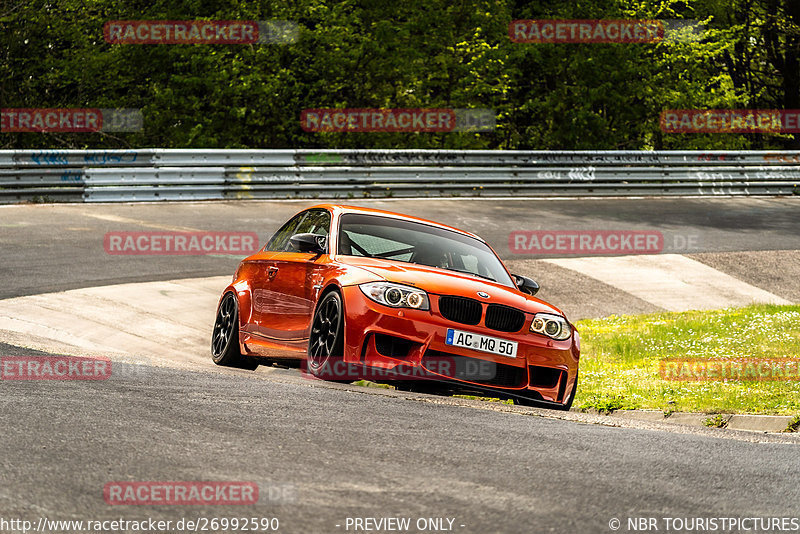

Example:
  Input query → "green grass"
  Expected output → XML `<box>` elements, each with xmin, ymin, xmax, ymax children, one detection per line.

<box><xmin>784</xmin><ymin>415</ymin><xmax>800</xmax><ymax>433</ymax></box>
<box><xmin>703</xmin><ymin>414</ymin><xmax>729</xmax><ymax>428</ymax></box>
<box><xmin>574</xmin><ymin>304</ymin><xmax>800</xmax><ymax>415</ymax></box>
<box><xmin>452</xmin><ymin>395</ymin><xmax>514</xmax><ymax>405</ymax></box>
<box><xmin>353</xmin><ymin>379</ymin><xmax>393</xmax><ymax>390</ymax></box>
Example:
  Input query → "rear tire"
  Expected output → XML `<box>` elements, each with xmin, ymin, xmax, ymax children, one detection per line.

<box><xmin>211</xmin><ymin>293</ymin><xmax>258</xmax><ymax>371</ymax></box>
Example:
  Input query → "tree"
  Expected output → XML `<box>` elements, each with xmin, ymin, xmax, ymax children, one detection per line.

<box><xmin>0</xmin><ymin>0</ymin><xmax>794</xmax><ymax>149</ymax></box>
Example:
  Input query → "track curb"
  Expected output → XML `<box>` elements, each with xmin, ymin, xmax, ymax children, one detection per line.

<box><xmin>573</xmin><ymin>408</ymin><xmax>798</xmax><ymax>433</ymax></box>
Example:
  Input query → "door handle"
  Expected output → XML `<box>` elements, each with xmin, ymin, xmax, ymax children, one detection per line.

<box><xmin>267</xmin><ymin>266</ymin><xmax>279</xmax><ymax>280</ymax></box>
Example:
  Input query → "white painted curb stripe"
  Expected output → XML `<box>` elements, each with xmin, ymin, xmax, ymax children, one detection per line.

<box><xmin>543</xmin><ymin>254</ymin><xmax>791</xmax><ymax>311</ymax></box>
<box><xmin>0</xmin><ymin>276</ymin><xmax>231</xmax><ymax>368</ymax></box>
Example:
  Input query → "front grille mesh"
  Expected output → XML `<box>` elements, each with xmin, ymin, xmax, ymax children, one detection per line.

<box><xmin>437</xmin><ymin>296</ymin><xmax>482</xmax><ymax>325</ymax></box>
<box><xmin>485</xmin><ymin>304</ymin><xmax>526</xmax><ymax>332</ymax></box>
<box><xmin>423</xmin><ymin>350</ymin><xmax>527</xmax><ymax>388</ymax></box>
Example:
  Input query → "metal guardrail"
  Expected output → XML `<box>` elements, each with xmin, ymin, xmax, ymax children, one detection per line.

<box><xmin>0</xmin><ymin>149</ymin><xmax>798</xmax><ymax>203</ymax></box>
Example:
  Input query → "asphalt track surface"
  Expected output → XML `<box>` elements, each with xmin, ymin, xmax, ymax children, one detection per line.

<box><xmin>2</xmin><ymin>197</ymin><xmax>800</xmax><ymax>300</ymax></box>
<box><xmin>1</xmin><ymin>198</ymin><xmax>799</xmax><ymax>534</ymax></box>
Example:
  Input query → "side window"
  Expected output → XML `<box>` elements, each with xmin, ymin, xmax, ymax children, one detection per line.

<box><xmin>294</xmin><ymin>209</ymin><xmax>330</xmax><ymax>236</ymax></box>
<box><xmin>292</xmin><ymin>209</ymin><xmax>331</xmax><ymax>252</ymax></box>
<box><xmin>266</xmin><ymin>212</ymin><xmax>307</xmax><ymax>252</ymax></box>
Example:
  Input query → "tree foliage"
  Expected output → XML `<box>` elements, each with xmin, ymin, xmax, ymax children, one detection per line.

<box><xmin>0</xmin><ymin>0</ymin><xmax>797</xmax><ymax>149</ymax></box>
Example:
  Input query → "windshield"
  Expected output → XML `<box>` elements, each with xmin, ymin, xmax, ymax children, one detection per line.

<box><xmin>338</xmin><ymin>213</ymin><xmax>514</xmax><ymax>287</ymax></box>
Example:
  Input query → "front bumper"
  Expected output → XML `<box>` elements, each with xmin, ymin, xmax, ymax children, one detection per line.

<box><xmin>341</xmin><ymin>285</ymin><xmax>580</xmax><ymax>404</ymax></box>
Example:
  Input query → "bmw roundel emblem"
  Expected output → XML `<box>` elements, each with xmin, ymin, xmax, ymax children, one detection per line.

<box><xmin>477</xmin><ymin>291</ymin><xmax>490</xmax><ymax>299</ymax></box>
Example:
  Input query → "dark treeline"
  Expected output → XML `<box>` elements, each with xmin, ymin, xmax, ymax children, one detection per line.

<box><xmin>1</xmin><ymin>0</ymin><xmax>798</xmax><ymax>149</ymax></box>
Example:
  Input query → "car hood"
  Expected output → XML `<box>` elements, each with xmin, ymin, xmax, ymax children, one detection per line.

<box><xmin>337</xmin><ymin>256</ymin><xmax>565</xmax><ymax>318</ymax></box>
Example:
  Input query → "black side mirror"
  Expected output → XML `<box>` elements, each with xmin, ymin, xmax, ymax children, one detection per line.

<box><xmin>289</xmin><ymin>233</ymin><xmax>326</xmax><ymax>254</ymax></box>
<box><xmin>512</xmin><ymin>274</ymin><xmax>539</xmax><ymax>296</ymax></box>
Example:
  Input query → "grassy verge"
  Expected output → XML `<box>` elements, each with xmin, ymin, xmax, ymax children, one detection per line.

<box><xmin>452</xmin><ymin>395</ymin><xmax>513</xmax><ymax>404</ymax></box>
<box><xmin>574</xmin><ymin>304</ymin><xmax>800</xmax><ymax>416</ymax></box>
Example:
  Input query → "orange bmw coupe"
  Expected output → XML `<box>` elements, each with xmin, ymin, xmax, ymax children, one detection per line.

<box><xmin>211</xmin><ymin>205</ymin><xmax>579</xmax><ymax>409</ymax></box>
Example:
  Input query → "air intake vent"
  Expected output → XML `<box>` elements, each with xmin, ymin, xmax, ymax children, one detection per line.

<box><xmin>437</xmin><ymin>296</ymin><xmax>482</xmax><ymax>325</ymax></box>
<box><xmin>485</xmin><ymin>304</ymin><xmax>526</xmax><ymax>333</ymax></box>
<box><xmin>529</xmin><ymin>366</ymin><xmax>563</xmax><ymax>389</ymax></box>
<box><xmin>374</xmin><ymin>334</ymin><xmax>414</xmax><ymax>359</ymax></box>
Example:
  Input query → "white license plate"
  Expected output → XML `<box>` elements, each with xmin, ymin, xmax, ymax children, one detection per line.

<box><xmin>445</xmin><ymin>328</ymin><xmax>518</xmax><ymax>358</ymax></box>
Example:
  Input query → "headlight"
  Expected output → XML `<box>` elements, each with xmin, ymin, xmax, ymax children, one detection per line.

<box><xmin>530</xmin><ymin>313</ymin><xmax>571</xmax><ymax>340</ymax></box>
<box><xmin>359</xmin><ymin>282</ymin><xmax>430</xmax><ymax>310</ymax></box>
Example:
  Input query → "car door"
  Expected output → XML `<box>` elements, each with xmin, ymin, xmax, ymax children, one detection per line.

<box><xmin>258</xmin><ymin>209</ymin><xmax>332</xmax><ymax>350</ymax></box>
<box><xmin>248</xmin><ymin>210</ymin><xmax>307</xmax><ymax>342</ymax></box>
<box><xmin>238</xmin><ymin>249</ymin><xmax>277</xmax><ymax>339</ymax></box>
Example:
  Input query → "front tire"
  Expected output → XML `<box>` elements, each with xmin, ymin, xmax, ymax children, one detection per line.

<box><xmin>559</xmin><ymin>375</ymin><xmax>578</xmax><ymax>411</ymax></box>
<box><xmin>513</xmin><ymin>375</ymin><xmax>578</xmax><ymax>411</ymax></box>
<box><xmin>307</xmin><ymin>290</ymin><xmax>347</xmax><ymax>381</ymax></box>
<box><xmin>211</xmin><ymin>293</ymin><xmax>258</xmax><ymax>371</ymax></box>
